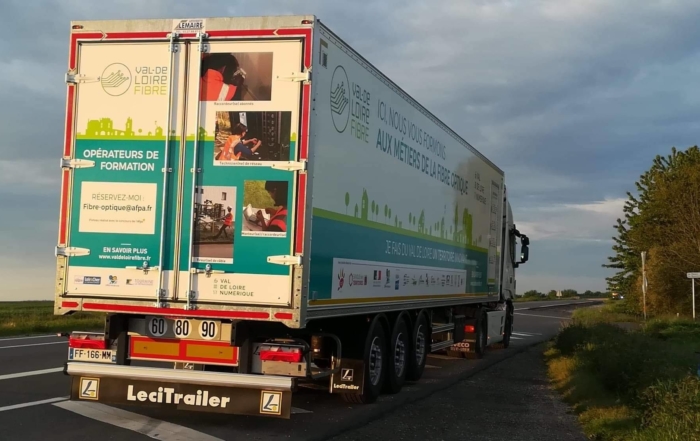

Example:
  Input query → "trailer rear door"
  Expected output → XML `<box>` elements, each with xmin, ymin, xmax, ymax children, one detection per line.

<box><xmin>176</xmin><ymin>39</ymin><xmax>305</xmax><ymax>307</ymax></box>
<box><xmin>60</xmin><ymin>33</ymin><xmax>306</xmax><ymax>309</ymax></box>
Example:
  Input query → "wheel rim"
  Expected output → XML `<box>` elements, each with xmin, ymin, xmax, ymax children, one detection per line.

<box><xmin>394</xmin><ymin>332</ymin><xmax>406</xmax><ymax>377</ymax></box>
<box><xmin>369</xmin><ymin>336</ymin><xmax>383</xmax><ymax>386</ymax></box>
<box><xmin>415</xmin><ymin>325</ymin><xmax>426</xmax><ymax>366</ymax></box>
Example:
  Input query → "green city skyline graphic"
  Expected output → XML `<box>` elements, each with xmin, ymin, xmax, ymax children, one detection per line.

<box><xmin>338</xmin><ymin>188</ymin><xmax>486</xmax><ymax>252</ymax></box>
<box><xmin>76</xmin><ymin>118</ymin><xmax>297</xmax><ymax>144</ymax></box>
<box><xmin>76</xmin><ymin>118</ymin><xmax>216</xmax><ymax>141</ymax></box>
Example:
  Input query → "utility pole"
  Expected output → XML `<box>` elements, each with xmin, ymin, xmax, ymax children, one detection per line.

<box><xmin>689</xmin><ymin>272</ymin><xmax>699</xmax><ymax>321</ymax></box>
<box><xmin>641</xmin><ymin>251</ymin><xmax>647</xmax><ymax>321</ymax></box>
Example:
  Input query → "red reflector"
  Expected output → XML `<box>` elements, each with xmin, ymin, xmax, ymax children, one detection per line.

<box><xmin>301</xmin><ymin>19</ymin><xmax>313</xmax><ymax>25</ymax></box>
<box><xmin>259</xmin><ymin>347</ymin><xmax>303</xmax><ymax>363</ymax></box>
<box><xmin>69</xmin><ymin>335</ymin><xmax>106</xmax><ymax>350</ymax></box>
<box><xmin>464</xmin><ymin>325</ymin><xmax>475</xmax><ymax>333</ymax></box>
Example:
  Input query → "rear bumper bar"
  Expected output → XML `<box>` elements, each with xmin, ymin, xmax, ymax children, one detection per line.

<box><xmin>65</xmin><ymin>362</ymin><xmax>293</xmax><ymax>391</ymax></box>
<box><xmin>64</xmin><ymin>362</ymin><xmax>294</xmax><ymax>418</ymax></box>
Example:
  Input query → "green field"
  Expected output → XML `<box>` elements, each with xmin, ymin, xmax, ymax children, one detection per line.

<box><xmin>0</xmin><ymin>301</ymin><xmax>105</xmax><ymax>337</ymax></box>
<box><xmin>546</xmin><ymin>302</ymin><xmax>700</xmax><ymax>440</ymax></box>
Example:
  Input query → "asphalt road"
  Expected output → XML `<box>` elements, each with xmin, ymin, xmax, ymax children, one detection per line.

<box><xmin>0</xmin><ymin>301</ymin><xmax>597</xmax><ymax>440</ymax></box>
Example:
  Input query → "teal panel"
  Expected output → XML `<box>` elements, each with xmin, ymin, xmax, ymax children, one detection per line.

<box><xmin>308</xmin><ymin>211</ymin><xmax>490</xmax><ymax>301</ymax></box>
<box><xmin>69</xmin><ymin>139</ymin><xmax>176</xmax><ymax>269</ymax></box>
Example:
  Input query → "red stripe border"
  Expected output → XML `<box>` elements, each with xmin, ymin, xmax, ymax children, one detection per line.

<box><xmin>83</xmin><ymin>303</ymin><xmax>270</xmax><ymax>320</ymax></box>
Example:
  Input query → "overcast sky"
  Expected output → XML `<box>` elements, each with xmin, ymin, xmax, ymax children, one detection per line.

<box><xmin>2</xmin><ymin>0</ymin><xmax>699</xmax><ymax>300</ymax></box>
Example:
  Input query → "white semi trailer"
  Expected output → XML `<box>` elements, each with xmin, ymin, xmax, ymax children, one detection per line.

<box><xmin>55</xmin><ymin>15</ymin><xmax>530</xmax><ymax>418</ymax></box>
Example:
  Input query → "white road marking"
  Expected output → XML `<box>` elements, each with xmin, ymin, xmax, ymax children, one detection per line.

<box><xmin>291</xmin><ymin>407</ymin><xmax>313</xmax><ymax>414</ymax></box>
<box><xmin>0</xmin><ymin>335</ymin><xmax>60</xmax><ymax>342</ymax></box>
<box><xmin>512</xmin><ymin>332</ymin><xmax>541</xmax><ymax>336</ymax></box>
<box><xmin>0</xmin><ymin>396</ymin><xmax>68</xmax><ymax>413</ymax></box>
<box><xmin>54</xmin><ymin>400</ymin><xmax>224</xmax><ymax>441</ymax></box>
<box><xmin>515</xmin><ymin>313</ymin><xmax>571</xmax><ymax>320</ymax></box>
<box><xmin>509</xmin><ymin>336</ymin><xmax>524</xmax><ymax>340</ymax></box>
<box><xmin>0</xmin><ymin>341</ymin><xmax>67</xmax><ymax>350</ymax></box>
<box><xmin>425</xmin><ymin>364</ymin><xmax>441</xmax><ymax>369</ymax></box>
<box><xmin>0</xmin><ymin>367</ymin><xmax>64</xmax><ymax>381</ymax></box>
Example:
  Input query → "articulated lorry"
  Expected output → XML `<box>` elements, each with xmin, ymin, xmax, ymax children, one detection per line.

<box><xmin>55</xmin><ymin>15</ymin><xmax>530</xmax><ymax>418</ymax></box>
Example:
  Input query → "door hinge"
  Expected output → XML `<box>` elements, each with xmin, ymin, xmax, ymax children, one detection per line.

<box><xmin>61</xmin><ymin>158</ymin><xmax>95</xmax><ymax>169</ymax></box>
<box><xmin>267</xmin><ymin>255</ymin><xmax>302</xmax><ymax>266</ymax></box>
<box><xmin>190</xmin><ymin>268</ymin><xmax>224</xmax><ymax>275</ymax></box>
<box><xmin>277</xmin><ymin>70</ymin><xmax>311</xmax><ymax>83</ymax></box>
<box><xmin>56</xmin><ymin>247</ymin><xmax>90</xmax><ymax>257</ymax></box>
<box><xmin>65</xmin><ymin>72</ymin><xmax>100</xmax><ymax>84</ymax></box>
<box><xmin>270</xmin><ymin>160</ymin><xmax>307</xmax><ymax>172</ymax></box>
<box><xmin>125</xmin><ymin>265</ymin><xmax>160</xmax><ymax>272</ymax></box>
<box><xmin>168</xmin><ymin>32</ymin><xmax>180</xmax><ymax>52</ymax></box>
<box><xmin>197</xmin><ymin>32</ymin><xmax>209</xmax><ymax>53</ymax></box>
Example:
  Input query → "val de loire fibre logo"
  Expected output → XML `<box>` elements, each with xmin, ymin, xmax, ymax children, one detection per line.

<box><xmin>101</xmin><ymin>63</ymin><xmax>132</xmax><ymax>96</ymax></box>
<box><xmin>330</xmin><ymin>65</ymin><xmax>350</xmax><ymax>133</ymax></box>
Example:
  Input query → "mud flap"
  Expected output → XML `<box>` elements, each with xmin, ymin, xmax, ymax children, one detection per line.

<box><xmin>329</xmin><ymin>358</ymin><xmax>364</xmax><ymax>395</ymax></box>
<box><xmin>447</xmin><ymin>317</ymin><xmax>478</xmax><ymax>358</ymax></box>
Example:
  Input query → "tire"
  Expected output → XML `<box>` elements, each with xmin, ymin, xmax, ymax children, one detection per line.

<box><xmin>474</xmin><ymin>309</ymin><xmax>488</xmax><ymax>358</ymax></box>
<box><xmin>341</xmin><ymin>316</ymin><xmax>387</xmax><ymax>404</ymax></box>
<box><xmin>406</xmin><ymin>311</ymin><xmax>428</xmax><ymax>381</ymax></box>
<box><xmin>384</xmin><ymin>315</ymin><xmax>409</xmax><ymax>394</ymax></box>
<box><xmin>502</xmin><ymin>304</ymin><xmax>514</xmax><ymax>348</ymax></box>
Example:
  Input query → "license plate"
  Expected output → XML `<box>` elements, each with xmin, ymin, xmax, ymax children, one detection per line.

<box><xmin>68</xmin><ymin>347</ymin><xmax>116</xmax><ymax>363</ymax></box>
<box><xmin>145</xmin><ymin>316</ymin><xmax>222</xmax><ymax>341</ymax></box>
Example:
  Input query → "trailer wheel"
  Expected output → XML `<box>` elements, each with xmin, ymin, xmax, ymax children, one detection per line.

<box><xmin>342</xmin><ymin>315</ymin><xmax>387</xmax><ymax>404</ymax></box>
<box><xmin>384</xmin><ymin>315</ymin><xmax>409</xmax><ymax>394</ymax></box>
<box><xmin>406</xmin><ymin>311</ymin><xmax>428</xmax><ymax>381</ymax></box>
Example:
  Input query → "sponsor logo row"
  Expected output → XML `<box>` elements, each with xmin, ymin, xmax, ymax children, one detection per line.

<box><xmin>338</xmin><ymin>268</ymin><xmax>465</xmax><ymax>291</ymax></box>
<box><xmin>73</xmin><ymin>275</ymin><xmax>154</xmax><ymax>287</ymax></box>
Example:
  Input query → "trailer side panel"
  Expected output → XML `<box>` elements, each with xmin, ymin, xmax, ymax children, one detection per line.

<box><xmin>307</xmin><ymin>22</ymin><xmax>505</xmax><ymax>317</ymax></box>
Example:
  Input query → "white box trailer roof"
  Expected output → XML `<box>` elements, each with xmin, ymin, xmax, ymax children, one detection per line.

<box><xmin>55</xmin><ymin>15</ymin><xmax>508</xmax><ymax>329</ymax></box>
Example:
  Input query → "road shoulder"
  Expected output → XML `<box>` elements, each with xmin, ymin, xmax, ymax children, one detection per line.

<box><xmin>329</xmin><ymin>343</ymin><xmax>586</xmax><ymax>441</ymax></box>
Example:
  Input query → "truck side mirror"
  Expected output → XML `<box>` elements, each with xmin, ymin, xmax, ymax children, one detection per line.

<box><xmin>520</xmin><ymin>234</ymin><xmax>529</xmax><ymax>264</ymax></box>
<box><xmin>520</xmin><ymin>243</ymin><xmax>529</xmax><ymax>264</ymax></box>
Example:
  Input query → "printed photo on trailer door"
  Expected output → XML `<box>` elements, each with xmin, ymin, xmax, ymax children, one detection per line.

<box><xmin>242</xmin><ymin>180</ymin><xmax>289</xmax><ymax>238</ymax></box>
<box><xmin>214</xmin><ymin>111</ymin><xmax>293</xmax><ymax>164</ymax></box>
<box><xmin>200</xmin><ymin>52</ymin><xmax>273</xmax><ymax>102</ymax></box>
<box><xmin>192</xmin><ymin>185</ymin><xmax>237</xmax><ymax>264</ymax></box>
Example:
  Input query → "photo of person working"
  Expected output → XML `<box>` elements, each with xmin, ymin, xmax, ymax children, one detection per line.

<box><xmin>241</xmin><ymin>180</ymin><xmax>289</xmax><ymax>237</ymax></box>
<box><xmin>213</xmin><ymin>111</ymin><xmax>291</xmax><ymax>163</ymax></box>
<box><xmin>200</xmin><ymin>52</ymin><xmax>273</xmax><ymax>102</ymax></box>
<box><xmin>200</xmin><ymin>53</ymin><xmax>246</xmax><ymax>102</ymax></box>
<box><xmin>215</xmin><ymin>123</ymin><xmax>263</xmax><ymax>161</ymax></box>
<box><xmin>255</xmin><ymin>181</ymin><xmax>288</xmax><ymax>233</ymax></box>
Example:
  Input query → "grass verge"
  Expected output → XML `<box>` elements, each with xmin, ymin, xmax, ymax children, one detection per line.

<box><xmin>545</xmin><ymin>302</ymin><xmax>700</xmax><ymax>440</ymax></box>
<box><xmin>0</xmin><ymin>301</ymin><xmax>105</xmax><ymax>337</ymax></box>
<box><xmin>513</xmin><ymin>296</ymin><xmax>609</xmax><ymax>303</ymax></box>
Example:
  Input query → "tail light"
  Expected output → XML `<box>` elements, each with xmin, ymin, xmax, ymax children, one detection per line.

<box><xmin>69</xmin><ymin>332</ymin><xmax>107</xmax><ymax>350</ymax></box>
<box><xmin>259</xmin><ymin>346</ymin><xmax>303</xmax><ymax>363</ymax></box>
<box><xmin>464</xmin><ymin>325</ymin><xmax>475</xmax><ymax>333</ymax></box>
